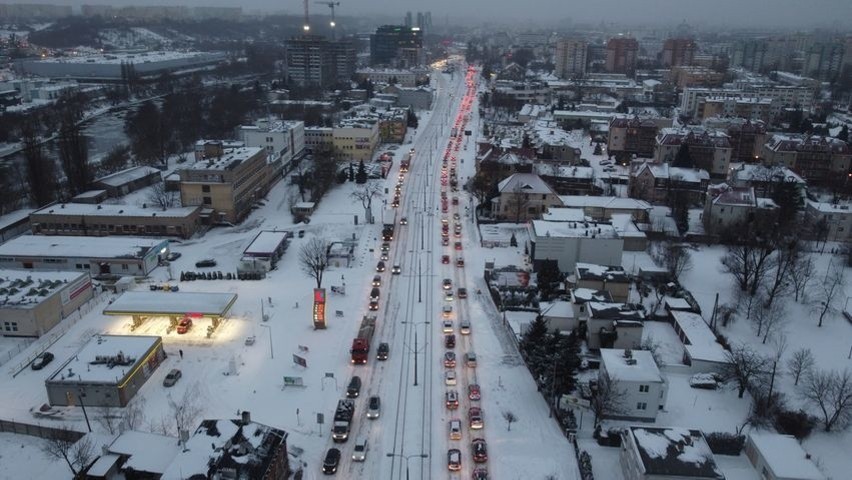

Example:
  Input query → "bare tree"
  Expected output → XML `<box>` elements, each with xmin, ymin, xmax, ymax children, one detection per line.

<box><xmin>507</xmin><ymin>181</ymin><xmax>530</xmax><ymax>223</ymax></box>
<box><xmin>799</xmin><ymin>368</ymin><xmax>852</xmax><ymax>432</ymax></box>
<box><xmin>762</xmin><ymin>241</ymin><xmax>799</xmax><ymax>309</ymax></box>
<box><xmin>168</xmin><ymin>383</ymin><xmax>203</xmax><ymax>438</ymax></box>
<box><xmin>721</xmin><ymin>344</ymin><xmax>769</xmax><ymax>398</ymax></box>
<box><xmin>720</xmin><ymin>233</ymin><xmax>775</xmax><ymax>295</ymax></box>
<box><xmin>788</xmin><ymin>255</ymin><xmax>814</xmax><ymax>303</ymax></box>
<box><xmin>639</xmin><ymin>337</ymin><xmax>664</xmax><ymax>367</ymax></box>
<box><xmin>651</xmin><ymin>241</ymin><xmax>692</xmax><ymax>280</ymax></box>
<box><xmin>751</xmin><ymin>297</ymin><xmax>786</xmax><ymax>344</ymax></box>
<box><xmin>503</xmin><ymin>411</ymin><xmax>517</xmax><ymax>431</ymax></box>
<box><xmin>41</xmin><ymin>427</ymin><xmax>94</xmax><ymax>476</ymax></box>
<box><xmin>814</xmin><ymin>262</ymin><xmax>845</xmax><ymax>327</ymax></box>
<box><xmin>146</xmin><ymin>179</ymin><xmax>177</xmax><ymax>210</ymax></box>
<box><xmin>350</xmin><ymin>182</ymin><xmax>383</xmax><ymax>224</ymax></box>
<box><xmin>96</xmin><ymin>406</ymin><xmax>121</xmax><ymax>434</ymax></box>
<box><xmin>590</xmin><ymin>370</ymin><xmax>628</xmax><ymax>427</ymax></box>
<box><xmin>299</xmin><ymin>237</ymin><xmax>329</xmax><ymax>289</ymax></box>
<box><xmin>787</xmin><ymin>348</ymin><xmax>815</xmax><ymax>386</ymax></box>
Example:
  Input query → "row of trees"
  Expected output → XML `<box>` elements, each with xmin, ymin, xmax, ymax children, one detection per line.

<box><xmin>519</xmin><ymin>317</ymin><xmax>581</xmax><ymax>413</ymax></box>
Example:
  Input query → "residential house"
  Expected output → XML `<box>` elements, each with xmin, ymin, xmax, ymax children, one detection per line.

<box><xmin>569</xmin><ymin>288</ymin><xmax>613</xmax><ymax>324</ymax></box>
<box><xmin>574</xmin><ymin>263</ymin><xmax>630</xmax><ymax>302</ymax></box>
<box><xmin>720</xmin><ymin>119</ymin><xmax>769</xmax><ymax>161</ymax></box>
<box><xmin>761</xmin><ymin>134</ymin><xmax>851</xmax><ymax>186</ymax></box>
<box><xmin>620</xmin><ymin>427</ymin><xmax>724</xmax><ymax>480</ymax></box>
<box><xmin>535</xmin><ymin>163</ymin><xmax>600</xmax><ymax>195</ymax></box>
<box><xmin>804</xmin><ymin>200</ymin><xmax>852</xmax><ymax>243</ymax></box>
<box><xmin>702</xmin><ymin>184</ymin><xmax>776</xmax><ymax>235</ymax></box>
<box><xmin>541</xmin><ymin>300</ymin><xmax>577</xmax><ymax>332</ymax></box>
<box><xmin>608</xmin><ymin>117</ymin><xmax>670</xmax><ymax>162</ymax></box>
<box><xmin>492</xmin><ymin>173</ymin><xmax>562</xmax><ymax>222</ymax></box>
<box><xmin>529</xmin><ymin>220</ymin><xmax>624</xmax><ymax>272</ymax></box>
<box><xmin>527</xmin><ymin>120</ymin><xmax>583</xmax><ymax>164</ymax></box>
<box><xmin>600</xmin><ymin>349</ymin><xmax>665</xmax><ymax>422</ymax></box>
<box><xmin>479</xmin><ymin>152</ymin><xmax>534</xmax><ymax>178</ymax></box>
<box><xmin>558</xmin><ymin>196</ymin><xmax>652</xmax><ymax>223</ymax></box>
<box><xmin>728</xmin><ymin>163</ymin><xmax>805</xmax><ymax>198</ymax></box>
<box><xmin>85</xmin><ymin>430</ymin><xmax>178</xmax><ymax>479</ymax></box>
<box><xmin>629</xmin><ymin>162</ymin><xmax>710</xmax><ymax>204</ymax></box>
<box><xmin>744</xmin><ymin>432</ymin><xmax>824</xmax><ymax>480</ymax></box>
<box><xmin>655</xmin><ymin>127</ymin><xmax>733</xmax><ymax>178</ymax></box>
<box><xmin>588</xmin><ymin>304</ymin><xmax>644</xmax><ymax>350</ymax></box>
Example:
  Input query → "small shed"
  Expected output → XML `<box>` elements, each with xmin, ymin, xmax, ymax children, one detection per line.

<box><xmin>291</xmin><ymin>202</ymin><xmax>316</xmax><ymax>217</ymax></box>
<box><xmin>744</xmin><ymin>432</ymin><xmax>824</xmax><ymax>480</ymax></box>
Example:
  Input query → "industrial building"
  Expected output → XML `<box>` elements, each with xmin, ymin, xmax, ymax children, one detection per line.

<box><xmin>45</xmin><ymin>335</ymin><xmax>166</xmax><ymax>407</ymax></box>
<box><xmin>0</xmin><ymin>269</ymin><xmax>93</xmax><ymax>337</ymax></box>
<box><xmin>21</xmin><ymin>51</ymin><xmax>227</xmax><ymax>82</ymax></box>
<box><xmin>0</xmin><ymin>235</ymin><xmax>169</xmax><ymax>277</ymax></box>
<box><xmin>238</xmin><ymin>231</ymin><xmax>291</xmax><ymax>277</ymax></box>
<box><xmin>30</xmin><ymin>203</ymin><xmax>203</xmax><ymax>239</ymax></box>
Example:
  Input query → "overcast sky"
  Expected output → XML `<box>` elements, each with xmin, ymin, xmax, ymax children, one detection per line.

<box><xmin>23</xmin><ymin>1</ymin><xmax>852</xmax><ymax>28</ymax></box>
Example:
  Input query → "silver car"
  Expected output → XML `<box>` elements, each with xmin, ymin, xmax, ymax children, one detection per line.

<box><xmin>163</xmin><ymin>368</ymin><xmax>182</xmax><ymax>387</ymax></box>
<box><xmin>367</xmin><ymin>395</ymin><xmax>381</xmax><ymax>419</ymax></box>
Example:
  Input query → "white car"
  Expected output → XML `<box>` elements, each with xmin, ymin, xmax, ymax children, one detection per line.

<box><xmin>445</xmin><ymin>370</ymin><xmax>457</xmax><ymax>386</ymax></box>
<box><xmin>442</xmin><ymin>320</ymin><xmax>454</xmax><ymax>333</ymax></box>
<box><xmin>459</xmin><ymin>319</ymin><xmax>471</xmax><ymax>335</ymax></box>
<box><xmin>449</xmin><ymin>419</ymin><xmax>462</xmax><ymax>440</ymax></box>
<box><xmin>392</xmin><ymin>264</ymin><xmax>401</xmax><ymax>274</ymax></box>
<box><xmin>352</xmin><ymin>437</ymin><xmax>368</xmax><ymax>462</ymax></box>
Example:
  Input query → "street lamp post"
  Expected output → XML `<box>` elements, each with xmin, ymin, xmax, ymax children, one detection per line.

<box><xmin>386</xmin><ymin>452</ymin><xmax>428</xmax><ymax>480</ymax></box>
<box><xmin>77</xmin><ymin>391</ymin><xmax>92</xmax><ymax>432</ymax></box>
<box><xmin>259</xmin><ymin>324</ymin><xmax>273</xmax><ymax>359</ymax></box>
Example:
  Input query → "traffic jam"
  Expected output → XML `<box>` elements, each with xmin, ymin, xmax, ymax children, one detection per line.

<box><xmin>442</xmin><ymin>65</ymin><xmax>488</xmax><ymax>480</ymax></box>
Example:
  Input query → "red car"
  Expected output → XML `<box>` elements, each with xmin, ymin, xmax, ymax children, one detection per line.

<box><xmin>468</xmin><ymin>384</ymin><xmax>481</xmax><ymax>400</ymax></box>
<box><xmin>177</xmin><ymin>317</ymin><xmax>192</xmax><ymax>334</ymax></box>
<box><xmin>454</xmin><ymin>242</ymin><xmax>462</xmax><ymax>250</ymax></box>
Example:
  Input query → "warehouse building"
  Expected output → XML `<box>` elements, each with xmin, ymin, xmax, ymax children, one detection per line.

<box><xmin>45</xmin><ymin>335</ymin><xmax>166</xmax><ymax>407</ymax></box>
<box><xmin>0</xmin><ymin>235</ymin><xmax>169</xmax><ymax>277</ymax></box>
<box><xmin>0</xmin><ymin>270</ymin><xmax>93</xmax><ymax>337</ymax></box>
<box><xmin>21</xmin><ymin>51</ymin><xmax>227</xmax><ymax>82</ymax></box>
<box><xmin>30</xmin><ymin>203</ymin><xmax>202</xmax><ymax>239</ymax></box>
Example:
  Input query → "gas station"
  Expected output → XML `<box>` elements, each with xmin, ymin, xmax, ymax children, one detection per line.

<box><xmin>103</xmin><ymin>291</ymin><xmax>238</xmax><ymax>337</ymax></box>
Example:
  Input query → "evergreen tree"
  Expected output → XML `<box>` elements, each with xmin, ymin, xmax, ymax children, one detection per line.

<box><xmin>20</xmin><ymin>122</ymin><xmax>57</xmax><ymax>206</ymax></box>
<box><xmin>772</xmin><ymin>179</ymin><xmax>803</xmax><ymax>226</ymax></box>
<box><xmin>537</xmin><ymin>260</ymin><xmax>562</xmax><ymax>301</ymax></box>
<box><xmin>593</xmin><ymin>143</ymin><xmax>603</xmax><ymax>155</ymax></box>
<box><xmin>672</xmin><ymin>143</ymin><xmax>693</xmax><ymax>168</ymax></box>
<box><xmin>57</xmin><ymin>112</ymin><xmax>91</xmax><ymax>196</ymax></box>
<box><xmin>509</xmin><ymin>232</ymin><xmax>518</xmax><ymax>247</ymax></box>
<box><xmin>355</xmin><ymin>160</ymin><xmax>367</xmax><ymax>184</ymax></box>
<box><xmin>838</xmin><ymin>125</ymin><xmax>849</xmax><ymax>143</ymax></box>
<box><xmin>407</xmin><ymin>109</ymin><xmax>418</xmax><ymax>128</ymax></box>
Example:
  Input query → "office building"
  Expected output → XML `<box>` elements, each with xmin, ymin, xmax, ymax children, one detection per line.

<box><xmin>370</xmin><ymin>25</ymin><xmax>423</xmax><ymax>67</ymax></box>
<box><xmin>605</xmin><ymin>37</ymin><xmax>639</xmax><ymax>76</ymax></box>
<box><xmin>554</xmin><ymin>38</ymin><xmax>587</xmax><ymax>79</ymax></box>
<box><xmin>238</xmin><ymin>119</ymin><xmax>306</xmax><ymax>173</ymax></box>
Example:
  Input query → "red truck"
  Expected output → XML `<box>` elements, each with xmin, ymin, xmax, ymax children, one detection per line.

<box><xmin>350</xmin><ymin>315</ymin><xmax>377</xmax><ymax>364</ymax></box>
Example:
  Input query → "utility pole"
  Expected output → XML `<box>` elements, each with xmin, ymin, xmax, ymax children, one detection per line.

<box><xmin>413</xmin><ymin>330</ymin><xmax>419</xmax><ymax>386</ymax></box>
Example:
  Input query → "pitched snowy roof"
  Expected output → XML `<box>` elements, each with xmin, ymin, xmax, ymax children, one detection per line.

<box><xmin>747</xmin><ymin>432</ymin><xmax>824</xmax><ymax>480</ymax></box>
<box><xmin>600</xmin><ymin>349</ymin><xmax>662</xmax><ymax>383</ymax></box>
<box><xmin>497</xmin><ymin>173</ymin><xmax>556</xmax><ymax>195</ymax></box>
<box><xmin>575</xmin><ymin>263</ymin><xmax>628</xmax><ymax>283</ymax></box>
<box><xmin>570</xmin><ymin>288</ymin><xmax>613</xmax><ymax>303</ymax></box>
<box><xmin>541</xmin><ymin>300</ymin><xmax>574</xmax><ymax>319</ymax></box>
<box><xmin>731</xmin><ymin>164</ymin><xmax>805</xmax><ymax>185</ymax></box>
<box><xmin>559</xmin><ymin>195</ymin><xmax>652</xmax><ymax>211</ymax></box>
<box><xmin>94</xmin><ymin>166</ymin><xmax>160</xmax><ymax>187</ymax></box>
<box><xmin>708</xmin><ymin>184</ymin><xmax>756</xmax><ymax>207</ymax></box>
<box><xmin>632</xmin><ymin>162</ymin><xmax>710</xmax><ymax>183</ymax></box>
<box><xmin>625</xmin><ymin>427</ymin><xmax>723</xmax><ymax>479</ymax></box>
<box><xmin>109</xmin><ymin>431</ymin><xmax>179</xmax><ymax>474</ymax></box>
<box><xmin>670</xmin><ymin>311</ymin><xmax>728</xmax><ymax>364</ymax></box>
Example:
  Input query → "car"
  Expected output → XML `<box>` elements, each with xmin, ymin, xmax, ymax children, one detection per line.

<box><xmin>372</xmin><ymin>275</ymin><xmax>382</xmax><ymax>287</ymax></box>
<box><xmin>346</xmin><ymin>376</ymin><xmax>362</xmax><ymax>398</ymax></box>
<box><xmin>381</xmin><ymin>242</ymin><xmax>390</xmax><ymax>252</ymax></box>
<box><xmin>380</xmin><ymin>251</ymin><xmax>389</xmax><ymax>261</ymax></box>
<box><xmin>368</xmin><ymin>300</ymin><xmax>379</xmax><ymax>311</ymax></box>
<box><xmin>352</xmin><ymin>437</ymin><xmax>368</xmax><ymax>462</ymax></box>
<box><xmin>456</xmin><ymin>258</ymin><xmax>465</xmax><ymax>267</ymax></box>
<box><xmin>441</xmin><ymin>216</ymin><xmax>449</xmax><ymax>224</ymax></box>
<box><xmin>472</xmin><ymin>438</ymin><xmax>488</xmax><ymax>463</ymax></box>
<box><xmin>442</xmin><ymin>255</ymin><xmax>451</xmax><ymax>264</ymax></box>
<box><xmin>452</xmin><ymin>197</ymin><xmax>459</xmax><ymax>205</ymax></box>
<box><xmin>442</xmin><ymin>320</ymin><xmax>455</xmax><ymax>334</ymax></box>
<box><xmin>446</xmin><ymin>389</ymin><xmax>459</xmax><ymax>409</ymax></box>
<box><xmin>400</xmin><ymin>217</ymin><xmax>408</xmax><ymax>225</ymax></box>
<box><xmin>30</xmin><ymin>351</ymin><xmax>54</xmax><ymax>371</ymax></box>
<box><xmin>444</xmin><ymin>350</ymin><xmax>457</xmax><ymax>367</ymax></box>
<box><xmin>448</xmin><ymin>449</ymin><xmax>462</xmax><ymax>471</ymax></box>
<box><xmin>472</xmin><ymin>467</ymin><xmax>489</xmax><ymax>480</ymax></box>
<box><xmin>603</xmin><ymin>166</ymin><xmax>616</xmax><ymax>172</ymax></box>
<box><xmin>442</xmin><ymin>237</ymin><xmax>450</xmax><ymax>246</ymax></box>
<box><xmin>445</xmin><ymin>290</ymin><xmax>454</xmax><ymax>302</ymax></box>
<box><xmin>370</xmin><ymin>287</ymin><xmax>380</xmax><ymax>302</ymax></box>
<box><xmin>449</xmin><ymin>419</ymin><xmax>462</xmax><ymax>440</ymax></box>
<box><xmin>468</xmin><ymin>384</ymin><xmax>481</xmax><ymax>401</ymax></box>
<box><xmin>457</xmin><ymin>287</ymin><xmax>468</xmax><ymax>299</ymax></box>
<box><xmin>445</xmin><ymin>370</ymin><xmax>457</xmax><ymax>386</ymax></box>
<box><xmin>469</xmin><ymin>407</ymin><xmax>483</xmax><ymax>429</ymax></box>
<box><xmin>392</xmin><ymin>264</ymin><xmax>401</xmax><ymax>274</ymax></box>
<box><xmin>465</xmin><ymin>352</ymin><xmax>477</xmax><ymax>368</ymax></box>
<box><xmin>442</xmin><ymin>305</ymin><xmax>453</xmax><ymax>318</ymax></box>
<box><xmin>367</xmin><ymin>396</ymin><xmax>381</xmax><ymax>419</ymax></box>
<box><xmin>163</xmin><ymin>368</ymin><xmax>182</xmax><ymax>387</ymax></box>
<box><xmin>176</xmin><ymin>317</ymin><xmax>192</xmax><ymax>334</ymax></box>
<box><xmin>322</xmin><ymin>448</ymin><xmax>341</xmax><ymax>474</ymax></box>
<box><xmin>376</xmin><ymin>261</ymin><xmax>386</xmax><ymax>272</ymax></box>
<box><xmin>391</xmin><ymin>198</ymin><xmax>400</xmax><ymax>208</ymax></box>
<box><xmin>600</xmin><ymin>160</ymin><xmax>613</xmax><ymax>166</ymax></box>
<box><xmin>166</xmin><ymin>252</ymin><xmax>182</xmax><ymax>261</ymax></box>
<box><xmin>460</xmin><ymin>319</ymin><xmax>471</xmax><ymax>335</ymax></box>
<box><xmin>377</xmin><ymin>342</ymin><xmax>389</xmax><ymax>360</ymax></box>
<box><xmin>454</xmin><ymin>242</ymin><xmax>463</xmax><ymax>250</ymax></box>
<box><xmin>195</xmin><ymin>258</ymin><xmax>217</xmax><ymax>268</ymax></box>
<box><xmin>453</xmin><ymin>213</ymin><xmax>460</xmax><ymax>221</ymax></box>
<box><xmin>443</xmin><ymin>278</ymin><xmax>453</xmax><ymax>290</ymax></box>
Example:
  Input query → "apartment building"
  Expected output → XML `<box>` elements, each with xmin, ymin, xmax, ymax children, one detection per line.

<box><xmin>555</xmin><ymin>38</ymin><xmax>588</xmax><ymax>79</ymax></box>
<box><xmin>661</xmin><ymin>38</ymin><xmax>696</xmax><ymax>67</ymax></box>
<box><xmin>179</xmin><ymin>144</ymin><xmax>273</xmax><ymax>224</ymax></box>
<box><xmin>761</xmin><ymin>134</ymin><xmax>852</xmax><ymax>185</ymax></box>
<box><xmin>655</xmin><ymin>127</ymin><xmax>733</xmax><ymax>177</ymax></box>
<box><xmin>605</xmin><ymin>37</ymin><xmax>639</xmax><ymax>76</ymax></box>
<box><xmin>608</xmin><ymin>117</ymin><xmax>670</xmax><ymax>161</ymax></box>
<box><xmin>238</xmin><ymin>119</ymin><xmax>305</xmax><ymax>174</ymax></box>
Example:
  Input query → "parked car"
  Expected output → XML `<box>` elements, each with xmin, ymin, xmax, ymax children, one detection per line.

<box><xmin>377</xmin><ymin>342</ymin><xmax>390</xmax><ymax>360</ymax></box>
<box><xmin>472</xmin><ymin>438</ymin><xmax>488</xmax><ymax>463</ymax></box>
<box><xmin>30</xmin><ymin>352</ymin><xmax>54</xmax><ymax>371</ymax></box>
<box><xmin>166</xmin><ymin>252</ymin><xmax>182</xmax><ymax>261</ymax></box>
<box><xmin>469</xmin><ymin>407</ymin><xmax>483</xmax><ymax>429</ymax></box>
<box><xmin>346</xmin><ymin>376</ymin><xmax>362</xmax><ymax>398</ymax></box>
<box><xmin>449</xmin><ymin>419</ymin><xmax>462</xmax><ymax>440</ymax></box>
<box><xmin>367</xmin><ymin>396</ymin><xmax>381</xmax><ymax>419</ymax></box>
<box><xmin>322</xmin><ymin>448</ymin><xmax>341</xmax><ymax>474</ymax></box>
<box><xmin>195</xmin><ymin>258</ymin><xmax>217</xmax><ymax>268</ymax></box>
<box><xmin>447</xmin><ymin>449</ymin><xmax>462</xmax><ymax>471</ymax></box>
<box><xmin>176</xmin><ymin>317</ymin><xmax>192</xmax><ymax>334</ymax></box>
<box><xmin>352</xmin><ymin>437</ymin><xmax>368</xmax><ymax>462</ymax></box>
<box><xmin>468</xmin><ymin>384</ymin><xmax>481</xmax><ymax>401</ymax></box>
<box><xmin>689</xmin><ymin>373</ymin><xmax>721</xmax><ymax>390</ymax></box>
<box><xmin>163</xmin><ymin>368</ymin><xmax>182</xmax><ymax>387</ymax></box>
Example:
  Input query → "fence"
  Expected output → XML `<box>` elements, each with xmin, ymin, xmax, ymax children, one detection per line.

<box><xmin>0</xmin><ymin>418</ymin><xmax>85</xmax><ymax>442</ymax></box>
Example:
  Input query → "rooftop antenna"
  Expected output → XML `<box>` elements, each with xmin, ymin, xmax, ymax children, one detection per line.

<box><xmin>316</xmin><ymin>1</ymin><xmax>341</xmax><ymax>40</ymax></box>
<box><xmin>302</xmin><ymin>0</ymin><xmax>310</xmax><ymax>32</ymax></box>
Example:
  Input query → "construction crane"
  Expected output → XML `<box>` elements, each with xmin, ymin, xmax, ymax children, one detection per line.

<box><xmin>315</xmin><ymin>1</ymin><xmax>340</xmax><ymax>39</ymax></box>
<box><xmin>302</xmin><ymin>0</ymin><xmax>310</xmax><ymax>32</ymax></box>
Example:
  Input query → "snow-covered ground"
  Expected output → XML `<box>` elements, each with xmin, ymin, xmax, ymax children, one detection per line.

<box><xmin>0</xmin><ymin>433</ymin><xmax>70</xmax><ymax>479</ymax></box>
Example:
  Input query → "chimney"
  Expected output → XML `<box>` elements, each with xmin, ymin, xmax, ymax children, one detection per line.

<box><xmin>241</xmin><ymin>410</ymin><xmax>251</xmax><ymax>425</ymax></box>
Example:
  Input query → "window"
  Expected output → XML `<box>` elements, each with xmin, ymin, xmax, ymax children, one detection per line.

<box><xmin>636</xmin><ymin>402</ymin><xmax>647</xmax><ymax>410</ymax></box>
<box><xmin>121</xmin><ymin>264</ymin><xmax>129</xmax><ymax>271</ymax></box>
<box><xmin>203</xmin><ymin>197</ymin><xmax>212</xmax><ymax>205</ymax></box>
<box><xmin>202</xmin><ymin>185</ymin><xmax>211</xmax><ymax>193</ymax></box>
<box><xmin>4</xmin><ymin>322</ymin><xmax>18</xmax><ymax>332</ymax></box>
<box><xmin>639</xmin><ymin>385</ymin><xmax>650</xmax><ymax>393</ymax></box>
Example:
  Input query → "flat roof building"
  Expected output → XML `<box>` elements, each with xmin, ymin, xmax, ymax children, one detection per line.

<box><xmin>45</xmin><ymin>335</ymin><xmax>166</xmax><ymax>407</ymax></box>
<box><xmin>0</xmin><ymin>269</ymin><xmax>93</xmax><ymax>337</ymax></box>
<box><xmin>30</xmin><ymin>203</ymin><xmax>202</xmax><ymax>239</ymax></box>
<box><xmin>21</xmin><ymin>51</ymin><xmax>227</xmax><ymax>81</ymax></box>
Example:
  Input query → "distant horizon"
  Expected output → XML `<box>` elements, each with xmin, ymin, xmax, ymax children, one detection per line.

<box><xmin>4</xmin><ymin>0</ymin><xmax>852</xmax><ymax>30</ymax></box>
